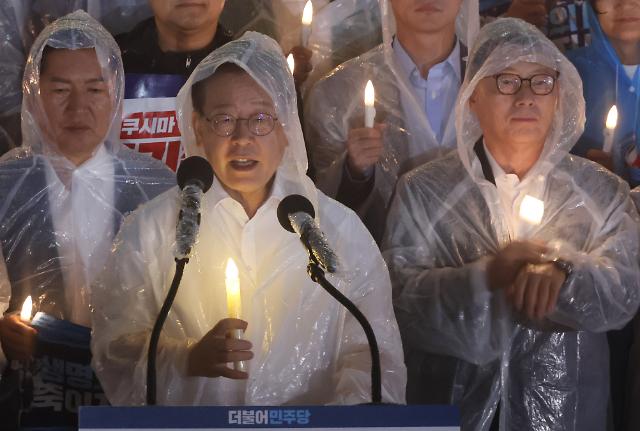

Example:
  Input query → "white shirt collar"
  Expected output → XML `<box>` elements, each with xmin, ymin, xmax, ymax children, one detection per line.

<box><xmin>483</xmin><ymin>141</ymin><xmax>521</xmax><ymax>187</ymax></box>
<box><xmin>204</xmin><ymin>171</ymin><xmax>288</xmax><ymax>222</ymax></box>
<box><xmin>45</xmin><ymin>144</ymin><xmax>113</xmax><ymax>188</ymax></box>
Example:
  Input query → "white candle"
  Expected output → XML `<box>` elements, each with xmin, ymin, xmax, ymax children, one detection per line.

<box><xmin>364</xmin><ymin>80</ymin><xmax>376</xmax><ymax>128</ymax></box>
<box><xmin>603</xmin><ymin>104</ymin><xmax>618</xmax><ymax>153</ymax></box>
<box><xmin>300</xmin><ymin>0</ymin><xmax>313</xmax><ymax>47</ymax></box>
<box><xmin>519</xmin><ymin>195</ymin><xmax>544</xmax><ymax>225</ymax></box>
<box><xmin>225</xmin><ymin>258</ymin><xmax>246</xmax><ymax>372</ymax></box>
<box><xmin>20</xmin><ymin>296</ymin><xmax>32</xmax><ymax>322</ymax></box>
<box><xmin>287</xmin><ymin>53</ymin><xmax>295</xmax><ymax>75</ymax></box>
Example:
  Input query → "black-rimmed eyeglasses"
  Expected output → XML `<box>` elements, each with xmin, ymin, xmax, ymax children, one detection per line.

<box><xmin>493</xmin><ymin>73</ymin><xmax>559</xmax><ymax>96</ymax></box>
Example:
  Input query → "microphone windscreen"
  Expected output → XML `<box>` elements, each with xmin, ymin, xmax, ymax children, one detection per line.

<box><xmin>177</xmin><ymin>156</ymin><xmax>214</xmax><ymax>192</ymax></box>
<box><xmin>277</xmin><ymin>194</ymin><xmax>316</xmax><ymax>233</ymax></box>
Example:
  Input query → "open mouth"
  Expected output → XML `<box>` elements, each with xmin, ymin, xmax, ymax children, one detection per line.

<box><xmin>229</xmin><ymin>158</ymin><xmax>258</xmax><ymax>171</ymax></box>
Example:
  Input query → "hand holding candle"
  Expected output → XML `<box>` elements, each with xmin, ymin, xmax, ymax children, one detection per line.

<box><xmin>225</xmin><ymin>258</ymin><xmax>246</xmax><ymax>373</ymax></box>
<box><xmin>364</xmin><ymin>80</ymin><xmax>376</xmax><ymax>128</ymax></box>
<box><xmin>300</xmin><ymin>0</ymin><xmax>313</xmax><ymax>47</ymax></box>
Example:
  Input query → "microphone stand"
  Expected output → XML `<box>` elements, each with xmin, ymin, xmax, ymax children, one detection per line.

<box><xmin>305</xmin><ymin>251</ymin><xmax>382</xmax><ymax>404</ymax></box>
<box><xmin>146</xmin><ymin>257</ymin><xmax>188</xmax><ymax>405</ymax></box>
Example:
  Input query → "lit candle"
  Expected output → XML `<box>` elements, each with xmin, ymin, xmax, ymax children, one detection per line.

<box><xmin>364</xmin><ymin>80</ymin><xmax>376</xmax><ymax>128</ymax></box>
<box><xmin>287</xmin><ymin>53</ymin><xmax>295</xmax><ymax>75</ymax></box>
<box><xmin>225</xmin><ymin>258</ymin><xmax>246</xmax><ymax>372</ymax></box>
<box><xmin>20</xmin><ymin>296</ymin><xmax>32</xmax><ymax>322</ymax></box>
<box><xmin>301</xmin><ymin>0</ymin><xmax>313</xmax><ymax>47</ymax></box>
<box><xmin>12</xmin><ymin>296</ymin><xmax>34</xmax><ymax>370</ymax></box>
<box><xmin>603</xmin><ymin>105</ymin><xmax>618</xmax><ymax>153</ymax></box>
<box><xmin>519</xmin><ymin>195</ymin><xmax>544</xmax><ymax>225</ymax></box>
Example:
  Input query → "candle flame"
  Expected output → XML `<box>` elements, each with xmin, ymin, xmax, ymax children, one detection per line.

<box><xmin>302</xmin><ymin>0</ymin><xmax>313</xmax><ymax>25</ymax></box>
<box><xmin>225</xmin><ymin>258</ymin><xmax>239</xmax><ymax>292</ymax></box>
<box><xmin>605</xmin><ymin>105</ymin><xmax>618</xmax><ymax>130</ymax></box>
<box><xmin>20</xmin><ymin>296</ymin><xmax>32</xmax><ymax>321</ymax></box>
<box><xmin>287</xmin><ymin>54</ymin><xmax>295</xmax><ymax>75</ymax></box>
<box><xmin>519</xmin><ymin>195</ymin><xmax>544</xmax><ymax>225</ymax></box>
<box><xmin>364</xmin><ymin>80</ymin><xmax>375</xmax><ymax>107</ymax></box>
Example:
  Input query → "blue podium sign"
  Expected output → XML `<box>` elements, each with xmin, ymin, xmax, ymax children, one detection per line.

<box><xmin>79</xmin><ymin>405</ymin><xmax>459</xmax><ymax>430</ymax></box>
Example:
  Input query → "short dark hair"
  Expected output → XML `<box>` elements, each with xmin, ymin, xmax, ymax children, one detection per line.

<box><xmin>191</xmin><ymin>62</ymin><xmax>246</xmax><ymax>114</ymax></box>
<box><xmin>40</xmin><ymin>45</ymin><xmax>55</xmax><ymax>74</ymax></box>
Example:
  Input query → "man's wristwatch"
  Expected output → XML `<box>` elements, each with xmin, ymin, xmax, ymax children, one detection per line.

<box><xmin>551</xmin><ymin>258</ymin><xmax>573</xmax><ymax>278</ymax></box>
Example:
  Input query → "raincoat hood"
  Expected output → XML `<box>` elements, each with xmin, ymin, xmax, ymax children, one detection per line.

<box><xmin>456</xmin><ymin>18</ymin><xmax>586</xmax><ymax>182</ymax></box>
<box><xmin>176</xmin><ymin>31</ymin><xmax>317</xmax><ymax>207</ymax></box>
<box><xmin>20</xmin><ymin>10</ymin><xmax>124</xmax><ymax>161</ymax></box>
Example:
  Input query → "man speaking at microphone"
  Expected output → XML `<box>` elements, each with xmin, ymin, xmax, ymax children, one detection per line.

<box><xmin>91</xmin><ymin>32</ymin><xmax>406</xmax><ymax>406</ymax></box>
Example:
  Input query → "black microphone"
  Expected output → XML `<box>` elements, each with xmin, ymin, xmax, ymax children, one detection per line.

<box><xmin>147</xmin><ymin>156</ymin><xmax>213</xmax><ymax>405</ymax></box>
<box><xmin>277</xmin><ymin>194</ymin><xmax>339</xmax><ymax>273</ymax></box>
<box><xmin>277</xmin><ymin>194</ymin><xmax>382</xmax><ymax>404</ymax></box>
<box><xmin>175</xmin><ymin>156</ymin><xmax>214</xmax><ymax>260</ymax></box>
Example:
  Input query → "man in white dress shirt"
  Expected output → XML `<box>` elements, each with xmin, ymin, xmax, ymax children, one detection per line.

<box><xmin>0</xmin><ymin>11</ymin><xmax>174</xmax><ymax>413</ymax></box>
<box><xmin>384</xmin><ymin>18</ymin><xmax>640</xmax><ymax>430</ymax></box>
<box><xmin>305</xmin><ymin>0</ymin><xmax>479</xmax><ymax>242</ymax></box>
<box><xmin>91</xmin><ymin>32</ymin><xmax>406</xmax><ymax>406</ymax></box>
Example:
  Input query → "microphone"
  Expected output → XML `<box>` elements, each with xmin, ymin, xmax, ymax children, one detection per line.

<box><xmin>147</xmin><ymin>155</ymin><xmax>213</xmax><ymax>405</ymax></box>
<box><xmin>276</xmin><ymin>194</ymin><xmax>382</xmax><ymax>403</ymax></box>
<box><xmin>175</xmin><ymin>156</ymin><xmax>214</xmax><ymax>260</ymax></box>
<box><xmin>277</xmin><ymin>194</ymin><xmax>339</xmax><ymax>273</ymax></box>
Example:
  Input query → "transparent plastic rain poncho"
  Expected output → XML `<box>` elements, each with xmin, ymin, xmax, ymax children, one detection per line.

<box><xmin>91</xmin><ymin>31</ymin><xmax>406</xmax><ymax>406</ymax></box>
<box><xmin>0</xmin><ymin>10</ymin><xmax>174</xmax><ymax>328</ymax></box>
<box><xmin>566</xmin><ymin>2</ymin><xmax>640</xmax><ymax>184</ymax></box>
<box><xmin>383</xmin><ymin>18</ymin><xmax>640</xmax><ymax>431</ymax></box>
<box><xmin>305</xmin><ymin>0</ymin><xmax>479</xmax><ymax>241</ymax></box>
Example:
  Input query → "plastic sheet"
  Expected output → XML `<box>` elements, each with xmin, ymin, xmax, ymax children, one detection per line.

<box><xmin>0</xmin><ymin>10</ymin><xmax>174</xmax><ymax>423</ymax></box>
<box><xmin>632</xmin><ymin>186</ymin><xmax>640</xmax><ymax>211</ymax></box>
<box><xmin>384</xmin><ymin>17</ymin><xmax>640</xmax><ymax>431</ymax></box>
<box><xmin>305</xmin><ymin>0</ymin><xmax>479</xmax><ymax>241</ymax></box>
<box><xmin>91</xmin><ymin>31</ymin><xmax>406</xmax><ymax>406</ymax></box>
<box><xmin>0</xmin><ymin>9</ymin><xmax>174</xmax><ymax>324</ymax></box>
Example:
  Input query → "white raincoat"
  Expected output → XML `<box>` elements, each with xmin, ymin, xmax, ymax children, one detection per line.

<box><xmin>0</xmin><ymin>10</ymin><xmax>174</xmax><ymax>329</ymax></box>
<box><xmin>91</xmin><ymin>31</ymin><xmax>406</xmax><ymax>406</ymax></box>
<box><xmin>305</xmin><ymin>0</ymin><xmax>479</xmax><ymax>241</ymax></box>
<box><xmin>384</xmin><ymin>18</ymin><xmax>640</xmax><ymax>431</ymax></box>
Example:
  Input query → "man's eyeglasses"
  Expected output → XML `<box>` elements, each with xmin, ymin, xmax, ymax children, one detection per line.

<box><xmin>493</xmin><ymin>73</ymin><xmax>558</xmax><ymax>96</ymax></box>
<box><xmin>204</xmin><ymin>113</ymin><xmax>278</xmax><ymax>137</ymax></box>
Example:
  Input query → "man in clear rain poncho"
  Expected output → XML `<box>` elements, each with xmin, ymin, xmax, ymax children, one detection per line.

<box><xmin>384</xmin><ymin>18</ymin><xmax>640</xmax><ymax>431</ymax></box>
<box><xmin>0</xmin><ymin>11</ymin><xmax>174</xmax><ymax>427</ymax></box>
<box><xmin>305</xmin><ymin>0</ymin><xmax>479</xmax><ymax>242</ymax></box>
<box><xmin>91</xmin><ymin>32</ymin><xmax>406</xmax><ymax>406</ymax></box>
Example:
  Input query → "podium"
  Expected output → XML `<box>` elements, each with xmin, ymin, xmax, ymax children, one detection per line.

<box><xmin>80</xmin><ymin>405</ymin><xmax>459</xmax><ymax>430</ymax></box>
